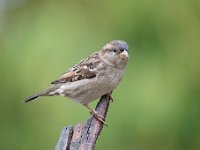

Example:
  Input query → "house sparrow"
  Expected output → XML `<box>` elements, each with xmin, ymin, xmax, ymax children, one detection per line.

<box><xmin>25</xmin><ymin>40</ymin><xmax>129</xmax><ymax>123</ymax></box>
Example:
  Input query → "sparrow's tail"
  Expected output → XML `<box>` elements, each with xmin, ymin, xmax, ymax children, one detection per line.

<box><xmin>25</xmin><ymin>94</ymin><xmax>40</xmax><ymax>103</ymax></box>
<box><xmin>25</xmin><ymin>88</ymin><xmax>53</xmax><ymax>103</ymax></box>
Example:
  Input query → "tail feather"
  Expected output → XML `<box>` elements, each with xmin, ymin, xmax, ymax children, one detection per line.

<box><xmin>25</xmin><ymin>94</ymin><xmax>41</xmax><ymax>103</ymax></box>
<box><xmin>25</xmin><ymin>88</ymin><xmax>52</xmax><ymax>103</ymax></box>
<box><xmin>25</xmin><ymin>85</ymin><xmax>59</xmax><ymax>103</ymax></box>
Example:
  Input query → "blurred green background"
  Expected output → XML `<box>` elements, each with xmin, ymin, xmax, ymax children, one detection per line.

<box><xmin>0</xmin><ymin>0</ymin><xmax>200</xmax><ymax>149</ymax></box>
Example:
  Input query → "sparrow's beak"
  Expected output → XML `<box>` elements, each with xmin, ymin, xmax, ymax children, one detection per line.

<box><xmin>119</xmin><ymin>50</ymin><xmax>129</xmax><ymax>59</ymax></box>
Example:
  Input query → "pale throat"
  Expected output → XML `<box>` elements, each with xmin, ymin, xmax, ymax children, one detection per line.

<box><xmin>98</xmin><ymin>52</ymin><xmax>116</xmax><ymax>67</ymax></box>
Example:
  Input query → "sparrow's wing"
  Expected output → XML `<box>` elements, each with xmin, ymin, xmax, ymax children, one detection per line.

<box><xmin>51</xmin><ymin>52</ymin><xmax>102</xmax><ymax>84</ymax></box>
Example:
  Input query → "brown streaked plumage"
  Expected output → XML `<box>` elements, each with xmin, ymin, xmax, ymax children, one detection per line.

<box><xmin>51</xmin><ymin>52</ymin><xmax>100</xmax><ymax>84</ymax></box>
<box><xmin>25</xmin><ymin>40</ymin><xmax>129</xmax><ymax>124</ymax></box>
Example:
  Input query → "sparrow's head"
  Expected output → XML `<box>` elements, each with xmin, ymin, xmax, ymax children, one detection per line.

<box><xmin>100</xmin><ymin>40</ymin><xmax>129</xmax><ymax>68</ymax></box>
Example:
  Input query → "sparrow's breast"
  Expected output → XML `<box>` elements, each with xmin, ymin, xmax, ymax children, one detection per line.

<box><xmin>57</xmin><ymin>66</ymin><xmax>125</xmax><ymax>104</ymax></box>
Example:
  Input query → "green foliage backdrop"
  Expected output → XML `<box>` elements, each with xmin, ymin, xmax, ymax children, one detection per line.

<box><xmin>0</xmin><ymin>0</ymin><xmax>200</xmax><ymax>149</ymax></box>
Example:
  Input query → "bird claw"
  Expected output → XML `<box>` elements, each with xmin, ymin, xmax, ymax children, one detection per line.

<box><xmin>89</xmin><ymin>110</ymin><xmax>107</xmax><ymax>126</ymax></box>
<box><xmin>106</xmin><ymin>92</ymin><xmax>113</xmax><ymax>102</ymax></box>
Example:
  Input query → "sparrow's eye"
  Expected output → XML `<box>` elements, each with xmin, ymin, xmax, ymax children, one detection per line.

<box><xmin>113</xmin><ymin>49</ymin><xmax>117</xmax><ymax>53</ymax></box>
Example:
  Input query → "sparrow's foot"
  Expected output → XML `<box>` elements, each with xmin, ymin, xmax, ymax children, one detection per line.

<box><xmin>106</xmin><ymin>91</ymin><xmax>113</xmax><ymax>102</ymax></box>
<box><xmin>89</xmin><ymin>110</ymin><xmax>107</xmax><ymax>125</ymax></box>
<box><xmin>83</xmin><ymin>104</ymin><xmax>107</xmax><ymax>125</ymax></box>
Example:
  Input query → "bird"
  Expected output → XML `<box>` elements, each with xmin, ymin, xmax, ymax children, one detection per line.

<box><xmin>25</xmin><ymin>40</ymin><xmax>129</xmax><ymax>124</ymax></box>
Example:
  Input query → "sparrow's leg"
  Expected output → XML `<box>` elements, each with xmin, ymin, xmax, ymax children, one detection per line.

<box><xmin>106</xmin><ymin>91</ymin><xmax>113</xmax><ymax>102</ymax></box>
<box><xmin>83</xmin><ymin>104</ymin><xmax>106</xmax><ymax>125</ymax></box>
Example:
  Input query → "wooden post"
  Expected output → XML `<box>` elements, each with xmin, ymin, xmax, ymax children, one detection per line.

<box><xmin>56</xmin><ymin>95</ymin><xmax>110</xmax><ymax>150</ymax></box>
